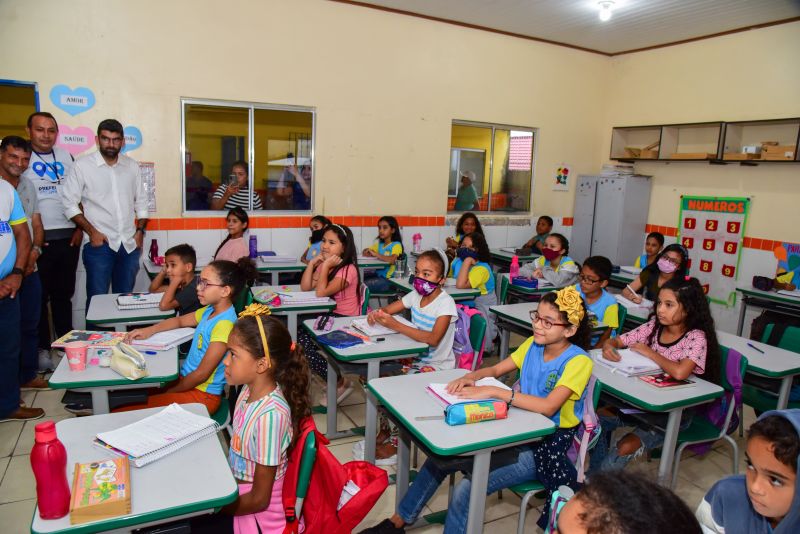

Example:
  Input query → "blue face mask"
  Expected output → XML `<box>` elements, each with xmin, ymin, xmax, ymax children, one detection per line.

<box><xmin>457</xmin><ymin>248</ymin><xmax>479</xmax><ymax>260</ymax></box>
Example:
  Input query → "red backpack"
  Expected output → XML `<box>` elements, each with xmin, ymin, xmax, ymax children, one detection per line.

<box><xmin>282</xmin><ymin>417</ymin><xmax>388</xmax><ymax>534</ymax></box>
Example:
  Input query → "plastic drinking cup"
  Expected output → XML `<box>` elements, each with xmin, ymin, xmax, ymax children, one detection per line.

<box><xmin>64</xmin><ymin>341</ymin><xmax>88</xmax><ymax>371</ymax></box>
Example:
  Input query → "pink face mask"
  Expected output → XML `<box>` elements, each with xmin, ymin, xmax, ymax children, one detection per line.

<box><xmin>657</xmin><ymin>257</ymin><xmax>678</xmax><ymax>274</ymax></box>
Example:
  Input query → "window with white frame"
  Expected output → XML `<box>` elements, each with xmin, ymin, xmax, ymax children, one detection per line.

<box><xmin>449</xmin><ymin>121</ymin><xmax>534</xmax><ymax>213</ymax></box>
<box><xmin>182</xmin><ymin>99</ymin><xmax>315</xmax><ymax>212</ymax></box>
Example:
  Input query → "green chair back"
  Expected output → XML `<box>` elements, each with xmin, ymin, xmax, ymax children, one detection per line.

<box><xmin>361</xmin><ymin>285</ymin><xmax>371</xmax><ymax>314</ymax></box>
<box><xmin>295</xmin><ymin>430</ymin><xmax>318</xmax><ymax>516</ymax></box>
<box><xmin>468</xmin><ymin>313</ymin><xmax>487</xmax><ymax>370</ymax></box>
<box><xmin>761</xmin><ymin>325</ymin><xmax>800</xmax><ymax>354</ymax></box>
<box><xmin>233</xmin><ymin>286</ymin><xmax>253</xmax><ymax>315</ymax></box>
<box><xmin>615</xmin><ymin>305</ymin><xmax>627</xmax><ymax>336</ymax></box>
<box><xmin>499</xmin><ymin>274</ymin><xmax>510</xmax><ymax>304</ymax></box>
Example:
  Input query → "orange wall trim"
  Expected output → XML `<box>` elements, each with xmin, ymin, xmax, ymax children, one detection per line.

<box><xmin>644</xmin><ymin>224</ymin><xmax>783</xmax><ymax>252</ymax></box>
<box><xmin>147</xmin><ymin>216</ymin><xmax>447</xmax><ymax>231</ymax></box>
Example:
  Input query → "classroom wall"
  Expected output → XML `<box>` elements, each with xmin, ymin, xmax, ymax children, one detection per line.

<box><xmin>0</xmin><ymin>0</ymin><xmax>609</xmax><ymax>220</ymax></box>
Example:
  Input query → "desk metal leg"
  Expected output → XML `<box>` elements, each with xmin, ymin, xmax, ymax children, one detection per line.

<box><xmin>270</xmin><ymin>272</ymin><xmax>279</xmax><ymax>286</ymax></box>
<box><xmin>365</xmin><ymin>360</ymin><xmax>380</xmax><ymax>464</ymax></box>
<box><xmin>325</xmin><ymin>363</ymin><xmax>338</xmax><ymax>438</ymax></box>
<box><xmin>658</xmin><ymin>409</ymin><xmax>682</xmax><ymax>487</ymax></box>
<box><xmin>287</xmin><ymin>313</ymin><xmax>298</xmax><ymax>341</ymax></box>
<box><xmin>466</xmin><ymin>451</ymin><xmax>491</xmax><ymax>534</ymax></box>
<box><xmin>114</xmin><ymin>324</ymin><xmax>125</xmax><ymax>332</ymax></box>
<box><xmin>736</xmin><ymin>298</ymin><xmax>748</xmax><ymax>336</ymax></box>
<box><xmin>777</xmin><ymin>376</ymin><xmax>793</xmax><ymax>409</ymax></box>
<box><xmin>499</xmin><ymin>325</ymin><xmax>510</xmax><ymax>360</ymax></box>
<box><xmin>396</xmin><ymin>428</ymin><xmax>411</xmax><ymax>505</ymax></box>
<box><xmin>91</xmin><ymin>390</ymin><xmax>111</xmax><ymax>415</ymax></box>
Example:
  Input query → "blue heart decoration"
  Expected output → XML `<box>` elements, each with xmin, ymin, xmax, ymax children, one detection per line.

<box><xmin>49</xmin><ymin>85</ymin><xmax>95</xmax><ymax>116</ymax></box>
<box><xmin>121</xmin><ymin>126</ymin><xmax>142</xmax><ymax>153</ymax></box>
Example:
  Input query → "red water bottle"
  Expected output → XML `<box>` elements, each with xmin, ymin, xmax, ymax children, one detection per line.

<box><xmin>510</xmin><ymin>255</ymin><xmax>520</xmax><ymax>280</ymax></box>
<box><xmin>30</xmin><ymin>421</ymin><xmax>70</xmax><ymax>519</ymax></box>
<box><xmin>149</xmin><ymin>239</ymin><xmax>159</xmax><ymax>263</ymax></box>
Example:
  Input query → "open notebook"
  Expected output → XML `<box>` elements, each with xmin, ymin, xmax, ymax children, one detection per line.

<box><xmin>426</xmin><ymin>378</ymin><xmax>512</xmax><ymax>407</ymax></box>
<box><xmin>130</xmin><ymin>327</ymin><xmax>195</xmax><ymax>350</ymax></box>
<box><xmin>351</xmin><ymin>315</ymin><xmax>415</xmax><ymax>337</ymax></box>
<box><xmin>592</xmin><ymin>348</ymin><xmax>661</xmax><ymax>377</ymax></box>
<box><xmin>95</xmin><ymin>403</ymin><xmax>219</xmax><ymax>467</ymax></box>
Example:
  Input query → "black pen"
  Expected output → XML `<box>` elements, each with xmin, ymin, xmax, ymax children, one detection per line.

<box><xmin>747</xmin><ymin>342</ymin><xmax>765</xmax><ymax>354</ymax></box>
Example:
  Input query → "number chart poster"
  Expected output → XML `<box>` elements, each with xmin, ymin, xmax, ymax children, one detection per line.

<box><xmin>677</xmin><ymin>196</ymin><xmax>750</xmax><ymax>306</ymax></box>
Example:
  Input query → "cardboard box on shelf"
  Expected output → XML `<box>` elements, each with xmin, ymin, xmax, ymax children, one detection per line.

<box><xmin>669</xmin><ymin>153</ymin><xmax>716</xmax><ymax>160</ymax></box>
<box><xmin>723</xmin><ymin>153</ymin><xmax>762</xmax><ymax>160</ymax></box>
<box><xmin>762</xmin><ymin>145</ymin><xmax>796</xmax><ymax>160</ymax></box>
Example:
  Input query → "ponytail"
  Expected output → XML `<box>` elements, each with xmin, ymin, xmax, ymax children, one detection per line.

<box><xmin>208</xmin><ymin>257</ymin><xmax>257</xmax><ymax>298</ymax></box>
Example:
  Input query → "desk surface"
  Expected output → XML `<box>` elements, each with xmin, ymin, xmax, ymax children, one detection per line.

<box><xmin>368</xmin><ymin>369</ymin><xmax>555</xmax><ymax>456</ymax></box>
<box><xmin>86</xmin><ymin>294</ymin><xmax>175</xmax><ymax>326</ymax></box>
<box><xmin>251</xmin><ymin>285</ymin><xmax>336</xmax><ymax>312</ymax></box>
<box><xmin>591</xmin><ymin>349</ymin><xmax>723</xmax><ymax>411</ymax></box>
<box><xmin>717</xmin><ymin>330</ymin><xmax>800</xmax><ymax>377</ymax></box>
<box><xmin>610</xmin><ymin>271</ymin><xmax>636</xmax><ymax>284</ymax></box>
<box><xmin>490</xmin><ymin>248</ymin><xmax>540</xmax><ymax>263</ymax></box>
<box><xmin>490</xmin><ymin>302</ymin><xmax>608</xmax><ymax>332</ymax></box>
<box><xmin>389</xmin><ymin>277</ymin><xmax>481</xmax><ymax>300</ymax></box>
<box><xmin>501</xmin><ymin>273</ymin><xmax>559</xmax><ymax>296</ymax></box>
<box><xmin>301</xmin><ymin>316</ymin><xmax>428</xmax><ymax>362</ymax></box>
<box><xmin>736</xmin><ymin>286</ymin><xmax>800</xmax><ymax>307</ymax></box>
<box><xmin>49</xmin><ymin>347</ymin><xmax>179</xmax><ymax>390</ymax></box>
<box><xmin>31</xmin><ymin>403</ymin><xmax>238</xmax><ymax>534</ymax></box>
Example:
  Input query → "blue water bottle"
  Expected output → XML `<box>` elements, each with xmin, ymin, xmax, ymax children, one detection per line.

<box><xmin>249</xmin><ymin>235</ymin><xmax>257</xmax><ymax>258</ymax></box>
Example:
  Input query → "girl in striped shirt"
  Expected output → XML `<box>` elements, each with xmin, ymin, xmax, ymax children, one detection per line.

<box><xmin>218</xmin><ymin>306</ymin><xmax>311</xmax><ymax>533</ymax></box>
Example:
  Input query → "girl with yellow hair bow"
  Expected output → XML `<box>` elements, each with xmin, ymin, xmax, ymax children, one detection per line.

<box><xmin>364</xmin><ymin>286</ymin><xmax>593</xmax><ymax>533</ymax></box>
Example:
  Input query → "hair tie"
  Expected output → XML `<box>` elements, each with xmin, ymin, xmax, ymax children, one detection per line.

<box><xmin>685</xmin><ymin>275</ymin><xmax>690</xmax><ymax>281</ymax></box>
<box><xmin>290</xmin><ymin>342</ymin><xmax>296</xmax><ymax>351</ymax></box>
<box><xmin>238</xmin><ymin>304</ymin><xmax>272</xmax><ymax>368</ymax></box>
<box><xmin>554</xmin><ymin>286</ymin><xmax>585</xmax><ymax>326</ymax></box>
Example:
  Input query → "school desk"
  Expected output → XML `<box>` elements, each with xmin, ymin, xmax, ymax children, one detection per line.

<box><xmin>31</xmin><ymin>403</ymin><xmax>238</xmax><ymax>534</ymax></box>
<box><xmin>499</xmin><ymin>273</ymin><xmax>559</xmax><ymax>304</ymax></box>
<box><xmin>735</xmin><ymin>286</ymin><xmax>800</xmax><ymax>336</ymax></box>
<box><xmin>609</xmin><ymin>269</ymin><xmax>636</xmax><ymax>289</ymax></box>
<box><xmin>251</xmin><ymin>284</ymin><xmax>335</xmax><ymax>339</ymax></box>
<box><xmin>717</xmin><ymin>330</ymin><xmax>800</xmax><ymax>409</ymax></box>
<box><xmin>591</xmin><ymin>350</ymin><xmax>724</xmax><ymax>486</ymax></box>
<box><xmin>490</xmin><ymin>302</ymin><xmax>609</xmax><ymax>360</ymax></box>
<box><xmin>367</xmin><ymin>369</ymin><xmax>555</xmax><ymax>534</ymax></box>
<box><xmin>489</xmin><ymin>248</ymin><xmax>540</xmax><ymax>271</ymax></box>
<box><xmin>86</xmin><ymin>293</ymin><xmax>175</xmax><ymax>332</ymax></box>
<box><xmin>48</xmin><ymin>347</ymin><xmax>179</xmax><ymax>414</ymax></box>
<box><xmin>388</xmin><ymin>277</ymin><xmax>481</xmax><ymax>302</ymax></box>
<box><xmin>301</xmin><ymin>316</ymin><xmax>428</xmax><ymax>464</ymax></box>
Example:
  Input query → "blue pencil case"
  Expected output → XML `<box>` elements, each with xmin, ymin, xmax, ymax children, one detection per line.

<box><xmin>512</xmin><ymin>277</ymin><xmax>538</xmax><ymax>288</ymax></box>
<box><xmin>316</xmin><ymin>330</ymin><xmax>364</xmax><ymax>349</ymax></box>
<box><xmin>444</xmin><ymin>400</ymin><xmax>508</xmax><ymax>426</ymax></box>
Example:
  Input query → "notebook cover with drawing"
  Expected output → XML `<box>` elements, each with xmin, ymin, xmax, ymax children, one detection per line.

<box><xmin>52</xmin><ymin>330</ymin><xmax>127</xmax><ymax>349</ymax></box>
<box><xmin>69</xmin><ymin>456</ymin><xmax>131</xmax><ymax>525</ymax></box>
<box><xmin>639</xmin><ymin>373</ymin><xmax>696</xmax><ymax>389</ymax></box>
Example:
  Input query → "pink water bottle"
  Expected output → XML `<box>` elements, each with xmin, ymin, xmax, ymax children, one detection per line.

<box><xmin>30</xmin><ymin>421</ymin><xmax>70</xmax><ymax>519</ymax></box>
<box><xmin>510</xmin><ymin>255</ymin><xmax>520</xmax><ymax>280</ymax></box>
<box><xmin>149</xmin><ymin>239</ymin><xmax>159</xmax><ymax>263</ymax></box>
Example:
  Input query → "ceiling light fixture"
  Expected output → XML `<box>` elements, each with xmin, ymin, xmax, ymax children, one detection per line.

<box><xmin>598</xmin><ymin>1</ymin><xmax>615</xmax><ymax>22</ymax></box>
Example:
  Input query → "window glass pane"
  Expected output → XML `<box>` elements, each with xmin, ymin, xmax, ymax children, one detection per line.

<box><xmin>0</xmin><ymin>83</ymin><xmax>37</xmax><ymax>139</ymax></box>
<box><xmin>184</xmin><ymin>104</ymin><xmax>250</xmax><ymax>211</ymax></box>
<box><xmin>255</xmin><ymin>108</ymin><xmax>313</xmax><ymax>211</ymax></box>
<box><xmin>490</xmin><ymin>129</ymin><xmax>533</xmax><ymax>212</ymax></box>
<box><xmin>449</xmin><ymin>124</ymin><xmax>490</xmax><ymax>212</ymax></box>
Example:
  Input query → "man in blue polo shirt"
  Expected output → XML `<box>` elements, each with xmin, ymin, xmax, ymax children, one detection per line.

<box><xmin>0</xmin><ymin>175</ymin><xmax>44</xmax><ymax>422</ymax></box>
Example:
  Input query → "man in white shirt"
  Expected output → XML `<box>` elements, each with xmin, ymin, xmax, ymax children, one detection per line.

<box><xmin>23</xmin><ymin>112</ymin><xmax>79</xmax><ymax>372</ymax></box>
<box><xmin>0</xmin><ymin>136</ymin><xmax>49</xmax><ymax>391</ymax></box>
<box><xmin>61</xmin><ymin>119</ymin><xmax>148</xmax><ymax>308</ymax></box>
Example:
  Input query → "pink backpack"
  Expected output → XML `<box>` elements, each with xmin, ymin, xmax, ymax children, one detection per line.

<box><xmin>452</xmin><ymin>304</ymin><xmax>486</xmax><ymax>371</ymax></box>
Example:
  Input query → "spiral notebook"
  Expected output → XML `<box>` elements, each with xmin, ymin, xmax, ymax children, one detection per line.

<box><xmin>95</xmin><ymin>403</ymin><xmax>219</xmax><ymax>467</ymax></box>
<box><xmin>116</xmin><ymin>293</ymin><xmax>163</xmax><ymax>310</ymax></box>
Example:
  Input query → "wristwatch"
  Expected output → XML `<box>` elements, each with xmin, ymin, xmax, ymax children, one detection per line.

<box><xmin>32</xmin><ymin>245</ymin><xmax>43</xmax><ymax>255</ymax></box>
<box><xmin>10</xmin><ymin>267</ymin><xmax>24</xmax><ymax>277</ymax></box>
<box><xmin>507</xmin><ymin>388</ymin><xmax>515</xmax><ymax>409</ymax></box>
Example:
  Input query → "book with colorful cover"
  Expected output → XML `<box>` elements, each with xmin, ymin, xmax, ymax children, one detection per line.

<box><xmin>638</xmin><ymin>373</ymin><xmax>697</xmax><ymax>389</ymax></box>
<box><xmin>52</xmin><ymin>330</ymin><xmax>127</xmax><ymax>349</ymax></box>
<box><xmin>69</xmin><ymin>456</ymin><xmax>131</xmax><ymax>525</ymax></box>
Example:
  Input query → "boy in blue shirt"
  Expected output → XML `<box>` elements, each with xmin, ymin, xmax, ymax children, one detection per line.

<box><xmin>575</xmin><ymin>256</ymin><xmax>619</xmax><ymax>349</ymax></box>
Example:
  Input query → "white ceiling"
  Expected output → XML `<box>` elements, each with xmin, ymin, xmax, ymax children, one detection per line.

<box><xmin>350</xmin><ymin>0</ymin><xmax>800</xmax><ymax>54</ymax></box>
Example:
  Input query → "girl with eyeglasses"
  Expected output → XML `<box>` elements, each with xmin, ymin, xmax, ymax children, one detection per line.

<box><xmin>623</xmin><ymin>243</ymin><xmax>689</xmax><ymax>303</ymax></box>
<box><xmin>362</xmin><ymin>286</ymin><xmax>593</xmax><ymax>534</ymax></box>
<box><xmin>122</xmin><ymin>258</ymin><xmax>257</xmax><ymax>414</ymax></box>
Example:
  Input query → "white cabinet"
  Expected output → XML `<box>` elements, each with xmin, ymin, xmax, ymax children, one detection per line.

<box><xmin>571</xmin><ymin>175</ymin><xmax>652</xmax><ymax>265</ymax></box>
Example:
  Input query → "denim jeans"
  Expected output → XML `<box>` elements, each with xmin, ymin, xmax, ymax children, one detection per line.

<box><xmin>589</xmin><ymin>409</ymin><xmax>694</xmax><ymax>472</ymax></box>
<box><xmin>0</xmin><ymin>296</ymin><xmax>21</xmax><ymax>418</ymax></box>
<box><xmin>364</xmin><ymin>274</ymin><xmax>394</xmax><ymax>294</ymax></box>
<box><xmin>18</xmin><ymin>272</ymin><xmax>41</xmax><ymax>384</ymax></box>
<box><xmin>37</xmin><ymin>237</ymin><xmax>79</xmax><ymax>348</ymax></box>
<box><xmin>82</xmin><ymin>243</ymin><xmax>141</xmax><ymax>308</ymax></box>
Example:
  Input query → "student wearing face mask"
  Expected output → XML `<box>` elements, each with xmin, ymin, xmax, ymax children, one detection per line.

<box><xmin>622</xmin><ymin>244</ymin><xmax>689</xmax><ymax>304</ymax></box>
<box><xmin>299</xmin><ymin>215</ymin><xmax>331</xmax><ymax>264</ymax></box>
<box><xmin>519</xmin><ymin>233</ymin><xmax>579</xmax><ymax>288</ymax></box>
<box><xmin>451</xmin><ymin>232</ymin><xmax>497</xmax><ymax>343</ymax></box>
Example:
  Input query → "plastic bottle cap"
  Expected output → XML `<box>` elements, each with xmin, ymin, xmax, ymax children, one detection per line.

<box><xmin>34</xmin><ymin>421</ymin><xmax>57</xmax><ymax>443</ymax></box>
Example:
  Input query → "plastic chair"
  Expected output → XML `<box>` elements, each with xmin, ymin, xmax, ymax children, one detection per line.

<box><xmin>211</xmin><ymin>394</ymin><xmax>233</xmax><ymax>437</ymax></box>
<box><xmin>741</xmin><ymin>324</ymin><xmax>800</xmax><ymax>418</ymax></box>
<box><xmin>361</xmin><ymin>285</ymin><xmax>371</xmax><ymax>315</ymax></box>
<box><xmin>468</xmin><ymin>313</ymin><xmax>487</xmax><ymax>371</ymax></box>
<box><xmin>233</xmin><ymin>286</ymin><xmax>254</xmax><ymax>315</ymax></box>
<box><xmin>615</xmin><ymin>305</ymin><xmax>627</xmax><ymax>336</ymax></box>
<box><xmin>510</xmin><ymin>378</ymin><xmax>603</xmax><ymax>534</ymax></box>
<box><xmin>499</xmin><ymin>274</ymin><xmax>510</xmax><ymax>304</ymax></box>
<box><xmin>668</xmin><ymin>347</ymin><xmax>747</xmax><ymax>488</ymax></box>
<box><xmin>295</xmin><ymin>430</ymin><xmax>318</xmax><ymax>518</ymax></box>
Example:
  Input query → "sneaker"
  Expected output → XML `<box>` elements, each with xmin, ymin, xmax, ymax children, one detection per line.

<box><xmin>38</xmin><ymin>349</ymin><xmax>55</xmax><ymax>373</ymax></box>
<box><xmin>352</xmin><ymin>440</ymin><xmax>397</xmax><ymax>466</ymax></box>
<box><xmin>64</xmin><ymin>403</ymin><xmax>94</xmax><ymax>416</ymax></box>
<box><xmin>320</xmin><ymin>379</ymin><xmax>354</xmax><ymax>407</ymax></box>
<box><xmin>0</xmin><ymin>406</ymin><xmax>45</xmax><ymax>423</ymax></box>
<box><xmin>21</xmin><ymin>377</ymin><xmax>51</xmax><ymax>391</ymax></box>
<box><xmin>359</xmin><ymin>518</ymin><xmax>406</xmax><ymax>534</ymax></box>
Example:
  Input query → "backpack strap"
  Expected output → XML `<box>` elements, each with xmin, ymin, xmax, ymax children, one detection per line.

<box><xmin>574</xmin><ymin>375</ymin><xmax>598</xmax><ymax>483</ymax></box>
<box><xmin>725</xmin><ymin>348</ymin><xmax>744</xmax><ymax>408</ymax></box>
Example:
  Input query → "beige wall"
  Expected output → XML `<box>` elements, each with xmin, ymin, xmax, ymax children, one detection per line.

<box><xmin>0</xmin><ymin>0</ymin><xmax>609</xmax><ymax>218</ymax></box>
<box><xmin>603</xmin><ymin>21</ymin><xmax>800</xmax><ymax>242</ymax></box>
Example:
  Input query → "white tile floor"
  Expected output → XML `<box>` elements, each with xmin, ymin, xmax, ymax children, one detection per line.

<box><xmin>0</xmin><ymin>367</ymin><xmax>757</xmax><ymax>533</ymax></box>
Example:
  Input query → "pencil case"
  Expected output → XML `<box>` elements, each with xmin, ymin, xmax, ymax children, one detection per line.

<box><xmin>444</xmin><ymin>400</ymin><xmax>508</xmax><ymax>426</ymax></box>
<box><xmin>512</xmin><ymin>277</ymin><xmax>538</xmax><ymax>288</ymax></box>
